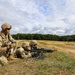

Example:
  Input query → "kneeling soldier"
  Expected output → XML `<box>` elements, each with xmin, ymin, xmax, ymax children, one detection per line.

<box><xmin>0</xmin><ymin>23</ymin><xmax>17</xmax><ymax>65</ymax></box>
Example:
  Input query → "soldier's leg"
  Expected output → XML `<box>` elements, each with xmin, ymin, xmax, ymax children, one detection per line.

<box><xmin>8</xmin><ymin>48</ymin><xmax>18</xmax><ymax>60</ymax></box>
<box><xmin>0</xmin><ymin>56</ymin><xmax>8</xmax><ymax>66</ymax></box>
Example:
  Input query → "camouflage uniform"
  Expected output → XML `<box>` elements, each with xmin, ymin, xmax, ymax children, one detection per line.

<box><xmin>0</xmin><ymin>31</ymin><xmax>16</xmax><ymax>53</ymax></box>
<box><xmin>29</xmin><ymin>40</ymin><xmax>40</xmax><ymax>57</ymax></box>
<box><xmin>29</xmin><ymin>40</ymin><xmax>38</xmax><ymax>49</ymax></box>
<box><xmin>16</xmin><ymin>42</ymin><xmax>31</xmax><ymax>59</ymax></box>
<box><xmin>0</xmin><ymin>23</ymin><xmax>16</xmax><ymax>65</ymax></box>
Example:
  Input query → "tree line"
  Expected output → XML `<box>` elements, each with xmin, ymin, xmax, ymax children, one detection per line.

<box><xmin>12</xmin><ymin>33</ymin><xmax>75</xmax><ymax>41</ymax></box>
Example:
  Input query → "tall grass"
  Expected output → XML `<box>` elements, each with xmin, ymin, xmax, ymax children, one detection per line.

<box><xmin>0</xmin><ymin>40</ymin><xmax>75</xmax><ymax>75</ymax></box>
<box><xmin>0</xmin><ymin>51</ymin><xmax>75</xmax><ymax>75</ymax></box>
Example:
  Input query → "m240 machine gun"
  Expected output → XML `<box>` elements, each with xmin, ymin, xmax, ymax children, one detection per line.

<box><xmin>25</xmin><ymin>47</ymin><xmax>56</xmax><ymax>58</ymax></box>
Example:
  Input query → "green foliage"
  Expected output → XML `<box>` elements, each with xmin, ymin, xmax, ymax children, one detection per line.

<box><xmin>12</xmin><ymin>33</ymin><xmax>75</xmax><ymax>41</ymax></box>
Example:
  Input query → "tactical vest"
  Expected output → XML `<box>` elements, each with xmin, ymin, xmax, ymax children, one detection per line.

<box><xmin>0</xmin><ymin>32</ymin><xmax>11</xmax><ymax>47</ymax></box>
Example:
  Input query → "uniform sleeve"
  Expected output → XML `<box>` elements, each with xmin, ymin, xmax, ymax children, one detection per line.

<box><xmin>0</xmin><ymin>36</ymin><xmax>7</xmax><ymax>52</ymax></box>
<box><xmin>9</xmin><ymin>35</ymin><xmax>16</xmax><ymax>43</ymax></box>
<box><xmin>16</xmin><ymin>47</ymin><xmax>25</xmax><ymax>58</ymax></box>
<box><xmin>9</xmin><ymin>35</ymin><xmax>17</xmax><ymax>49</ymax></box>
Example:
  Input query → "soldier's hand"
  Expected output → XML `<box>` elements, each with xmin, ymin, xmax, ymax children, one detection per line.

<box><xmin>6</xmin><ymin>45</ymin><xmax>11</xmax><ymax>52</ymax></box>
<box><xmin>7</xmin><ymin>45</ymin><xmax>11</xmax><ymax>50</ymax></box>
<box><xmin>25</xmin><ymin>46</ymin><xmax>31</xmax><ymax>51</ymax></box>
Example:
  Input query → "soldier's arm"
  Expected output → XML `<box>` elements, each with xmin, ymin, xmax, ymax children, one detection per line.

<box><xmin>0</xmin><ymin>36</ymin><xmax>8</xmax><ymax>52</ymax></box>
<box><xmin>9</xmin><ymin>34</ymin><xmax>16</xmax><ymax>43</ymax></box>
<box><xmin>9</xmin><ymin>34</ymin><xmax>17</xmax><ymax>47</ymax></box>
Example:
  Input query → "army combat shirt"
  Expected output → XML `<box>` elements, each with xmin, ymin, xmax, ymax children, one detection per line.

<box><xmin>0</xmin><ymin>31</ymin><xmax>16</xmax><ymax>53</ymax></box>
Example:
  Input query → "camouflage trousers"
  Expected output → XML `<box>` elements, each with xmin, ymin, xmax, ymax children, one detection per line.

<box><xmin>0</xmin><ymin>56</ymin><xmax>8</xmax><ymax>66</ymax></box>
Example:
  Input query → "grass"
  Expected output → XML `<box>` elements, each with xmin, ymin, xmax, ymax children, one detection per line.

<box><xmin>0</xmin><ymin>40</ymin><xmax>75</xmax><ymax>75</ymax></box>
<box><xmin>37</xmin><ymin>52</ymin><xmax>75</xmax><ymax>75</ymax></box>
<box><xmin>0</xmin><ymin>51</ymin><xmax>75</xmax><ymax>75</ymax></box>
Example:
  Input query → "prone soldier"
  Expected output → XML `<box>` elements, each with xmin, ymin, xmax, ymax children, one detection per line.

<box><xmin>29</xmin><ymin>40</ymin><xmax>38</xmax><ymax>49</ymax></box>
<box><xmin>29</xmin><ymin>40</ymin><xmax>41</xmax><ymax>57</ymax></box>
<box><xmin>16</xmin><ymin>42</ymin><xmax>31</xmax><ymax>59</ymax></box>
<box><xmin>29</xmin><ymin>40</ymin><xmax>56</xmax><ymax>58</ymax></box>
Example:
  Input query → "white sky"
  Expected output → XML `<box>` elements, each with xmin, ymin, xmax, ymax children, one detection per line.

<box><xmin>0</xmin><ymin>0</ymin><xmax>75</xmax><ymax>35</ymax></box>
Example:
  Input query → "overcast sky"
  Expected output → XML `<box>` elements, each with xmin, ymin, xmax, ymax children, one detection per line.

<box><xmin>0</xmin><ymin>0</ymin><xmax>75</xmax><ymax>35</ymax></box>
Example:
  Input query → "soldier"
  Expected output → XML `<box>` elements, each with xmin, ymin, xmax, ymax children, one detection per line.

<box><xmin>29</xmin><ymin>40</ymin><xmax>38</xmax><ymax>49</ymax></box>
<box><xmin>29</xmin><ymin>40</ymin><xmax>40</xmax><ymax>57</ymax></box>
<box><xmin>16</xmin><ymin>42</ymin><xmax>31</xmax><ymax>59</ymax></box>
<box><xmin>0</xmin><ymin>23</ymin><xmax>17</xmax><ymax>65</ymax></box>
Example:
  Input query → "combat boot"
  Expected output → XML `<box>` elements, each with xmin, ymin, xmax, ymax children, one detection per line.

<box><xmin>0</xmin><ymin>56</ymin><xmax>8</xmax><ymax>66</ymax></box>
<box><xmin>8</xmin><ymin>55</ymin><xmax>18</xmax><ymax>60</ymax></box>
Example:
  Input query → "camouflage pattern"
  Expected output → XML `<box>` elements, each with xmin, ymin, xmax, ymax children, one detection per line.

<box><xmin>29</xmin><ymin>40</ymin><xmax>38</xmax><ymax>50</ymax></box>
<box><xmin>0</xmin><ymin>32</ymin><xmax>16</xmax><ymax>53</ymax></box>
<box><xmin>30</xmin><ymin>40</ymin><xmax>38</xmax><ymax>46</ymax></box>
<box><xmin>1</xmin><ymin>23</ymin><xmax>11</xmax><ymax>30</ymax></box>
<box><xmin>0</xmin><ymin>56</ymin><xmax>8</xmax><ymax>66</ymax></box>
<box><xmin>22</xmin><ymin>42</ymin><xmax>29</xmax><ymax>47</ymax></box>
<box><xmin>16</xmin><ymin>42</ymin><xmax>31</xmax><ymax>58</ymax></box>
<box><xmin>0</xmin><ymin>31</ymin><xmax>16</xmax><ymax>64</ymax></box>
<box><xmin>22</xmin><ymin>42</ymin><xmax>31</xmax><ymax>50</ymax></box>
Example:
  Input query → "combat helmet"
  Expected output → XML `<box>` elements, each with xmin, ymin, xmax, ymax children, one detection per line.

<box><xmin>22</xmin><ymin>42</ymin><xmax>30</xmax><ymax>48</ymax></box>
<box><xmin>30</xmin><ymin>40</ymin><xmax>38</xmax><ymax>46</ymax></box>
<box><xmin>1</xmin><ymin>23</ymin><xmax>12</xmax><ymax>30</ymax></box>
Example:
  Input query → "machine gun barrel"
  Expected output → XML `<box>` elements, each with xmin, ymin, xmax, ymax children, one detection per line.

<box><xmin>36</xmin><ymin>48</ymin><xmax>55</xmax><ymax>53</ymax></box>
<box><xmin>24</xmin><ymin>48</ymin><xmax>56</xmax><ymax>58</ymax></box>
<box><xmin>25</xmin><ymin>48</ymin><xmax>56</xmax><ymax>53</ymax></box>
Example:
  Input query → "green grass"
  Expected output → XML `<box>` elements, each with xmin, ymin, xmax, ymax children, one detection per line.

<box><xmin>0</xmin><ymin>51</ymin><xmax>75</xmax><ymax>75</ymax></box>
<box><xmin>37</xmin><ymin>52</ymin><xmax>75</xmax><ymax>75</ymax></box>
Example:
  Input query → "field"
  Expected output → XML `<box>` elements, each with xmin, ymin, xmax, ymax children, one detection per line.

<box><xmin>0</xmin><ymin>40</ymin><xmax>75</xmax><ymax>75</ymax></box>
